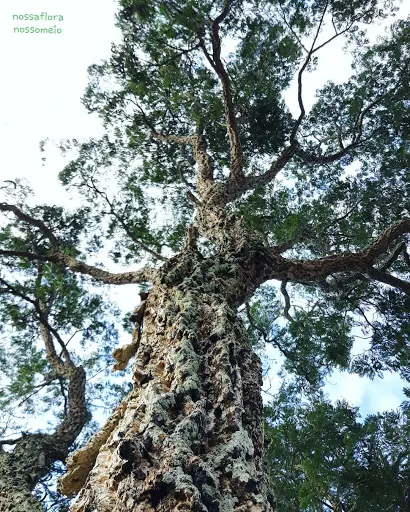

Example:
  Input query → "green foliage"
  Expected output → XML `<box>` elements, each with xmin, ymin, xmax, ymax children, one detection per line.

<box><xmin>3</xmin><ymin>0</ymin><xmax>410</xmax><ymax>509</ymax></box>
<box><xmin>0</xmin><ymin>203</ymin><xmax>122</xmax><ymax>423</ymax></box>
<box><xmin>243</xmin><ymin>284</ymin><xmax>354</xmax><ymax>387</ymax></box>
<box><xmin>265</xmin><ymin>385</ymin><xmax>410</xmax><ymax>511</ymax></box>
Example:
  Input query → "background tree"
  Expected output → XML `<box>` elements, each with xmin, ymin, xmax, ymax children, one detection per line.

<box><xmin>2</xmin><ymin>0</ymin><xmax>410</xmax><ymax>510</ymax></box>
<box><xmin>0</xmin><ymin>183</ymin><xmax>128</xmax><ymax>511</ymax></box>
<box><xmin>265</xmin><ymin>384</ymin><xmax>410</xmax><ymax>511</ymax></box>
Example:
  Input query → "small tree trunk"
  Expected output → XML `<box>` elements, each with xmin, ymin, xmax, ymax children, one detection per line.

<box><xmin>61</xmin><ymin>280</ymin><xmax>274</xmax><ymax>511</ymax></box>
<box><xmin>0</xmin><ymin>436</ymin><xmax>60</xmax><ymax>512</ymax></box>
<box><xmin>0</xmin><ymin>365</ymin><xmax>88</xmax><ymax>511</ymax></box>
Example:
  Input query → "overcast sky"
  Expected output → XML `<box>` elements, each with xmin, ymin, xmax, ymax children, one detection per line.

<box><xmin>1</xmin><ymin>0</ymin><xmax>410</xmax><ymax>418</ymax></box>
<box><xmin>0</xmin><ymin>0</ymin><xmax>120</xmax><ymax>203</ymax></box>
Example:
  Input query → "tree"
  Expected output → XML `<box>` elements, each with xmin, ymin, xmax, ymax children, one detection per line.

<box><xmin>0</xmin><ymin>190</ymin><xmax>127</xmax><ymax>511</ymax></box>
<box><xmin>1</xmin><ymin>0</ymin><xmax>410</xmax><ymax>509</ymax></box>
<box><xmin>265</xmin><ymin>385</ymin><xmax>410</xmax><ymax>511</ymax></box>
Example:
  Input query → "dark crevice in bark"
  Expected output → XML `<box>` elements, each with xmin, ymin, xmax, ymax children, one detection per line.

<box><xmin>61</xmin><ymin>244</ymin><xmax>273</xmax><ymax>510</ymax></box>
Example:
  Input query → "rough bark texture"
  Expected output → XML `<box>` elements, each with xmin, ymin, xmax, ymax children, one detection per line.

<box><xmin>3</xmin><ymin>3</ymin><xmax>410</xmax><ymax>510</ymax></box>
<box><xmin>59</xmin><ymin>199</ymin><xmax>410</xmax><ymax>511</ymax></box>
<box><xmin>0</xmin><ymin>436</ymin><xmax>51</xmax><ymax>512</ymax></box>
<box><xmin>0</xmin><ymin>365</ymin><xmax>88</xmax><ymax>511</ymax></box>
<box><xmin>60</xmin><ymin>244</ymin><xmax>275</xmax><ymax>511</ymax></box>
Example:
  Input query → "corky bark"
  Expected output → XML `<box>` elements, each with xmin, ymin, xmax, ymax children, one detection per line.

<box><xmin>4</xmin><ymin>3</ymin><xmax>410</xmax><ymax>508</ymax></box>
<box><xmin>58</xmin><ymin>201</ymin><xmax>410</xmax><ymax>512</ymax></box>
<box><xmin>0</xmin><ymin>366</ymin><xmax>88</xmax><ymax>512</ymax></box>
<box><xmin>0</xmin><ymin>436</ymin><xmax>58</xmax><ymax>512</ymax></box>
<box><xmin>4</xmin><ymin>166</ymin><xmax>410</xmax><ymax>512</ymax></box>
<box><xmin>55</xmin><ymin>92</ymin><xmax>410</xmax><ymax>510</ymax></box>
<box><xmin>60</xmin><ymin>235</ymin><xmax>277</xmax><ymax>511</ymax></box>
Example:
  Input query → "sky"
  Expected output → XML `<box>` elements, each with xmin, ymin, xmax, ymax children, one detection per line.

<box><xmin>0</xmin><ymin>0</ymin><xmax>121</xmax><ymax>204</ymax></box>
<box><xmin>1</xmin><ymin>0</ymin><xmax>410</xmax><ymax>420</ymax></box>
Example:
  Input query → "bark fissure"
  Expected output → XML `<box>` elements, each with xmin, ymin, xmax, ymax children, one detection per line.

<box><xmin>61</xmin><ymin>257</ymin><xmax>272</xmax><ymax>510</ymax></box>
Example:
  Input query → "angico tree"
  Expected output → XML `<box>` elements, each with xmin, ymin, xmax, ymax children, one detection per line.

<box><xmin>2</xmin><ymin>0</ymin><xmax>410</xmax><ymax>510</ymax></box>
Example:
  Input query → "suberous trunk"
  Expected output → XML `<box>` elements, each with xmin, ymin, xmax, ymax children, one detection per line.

<box><xmin>0</xmin><ymin>435</ymin><xmax>56</xmax><ymax>512</ymax></box>
<box><xmin>0</xmin><ymin>362</ymin><xmax>87</xmax><ymax>512</ymax></box>
<box><xmin>60</xmin><ymin>248</ymin><xmax>275</xmax><ymax>511</ymax></box>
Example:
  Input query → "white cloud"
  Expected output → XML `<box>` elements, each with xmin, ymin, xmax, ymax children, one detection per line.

<box><xmin>325</xmin><ymin>371</ymin><xmax>368</xmax><ymax>407</ymax></box>
<box><xmin>325</xmin><ymin>369</ymin><xmax>406</xmax><ymax>417</ymax></box>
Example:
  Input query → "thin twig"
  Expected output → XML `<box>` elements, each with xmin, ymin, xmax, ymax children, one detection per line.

<box><xmin>291</xmin><ymin>0</ymin><xmax>330</xmax><ymax>141</ymax></box>
<box><xmin>87</xmin><ymin>177</ymin><xmax>167</xmax><ymax>261</ymax></box>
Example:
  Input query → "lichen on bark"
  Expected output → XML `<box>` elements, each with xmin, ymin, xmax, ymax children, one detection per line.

<box><xmin>61</xmin><ymin>257</ymin><xmax>273</xmax><ymax>511</ymax></box>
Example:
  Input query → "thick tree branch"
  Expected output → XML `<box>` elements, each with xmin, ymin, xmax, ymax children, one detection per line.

<box><xmin>179</xmin><ymin>156</ymin><xmax>195</xmax><ymax>191</ymax></box>
<box><xmin>53</xmin><ymin>254</ymin><xmax>156</xmax><ymax>285</ymax></box>
<box><xmin>0</xmin><ymin>306</ymin><xmax>89</xmax><ymax>503</ymax></box>
<box><xmin>213</xmin><ymin>0</ymin><xmax>235</xmax><ymax>24</ymax></box>
<box><xmin>296</xmin><ymin>140</ymin><xmax>361</xmax><ymax>164</ymax></box>
<box><xmin>0</xmin><ymin>437</ymin><xmax>20</xmax><ymax>446</ymax></box>
<box><xmin>53</xmin><ymin>364</ymin><xmax>89</xmax><ymax>449</ymax></box>
<box><xmin>151</xmin><ymin>120</ymin><xmax>215</xmax><ymax>192</ymax></box>
<box><xmin>226</xmin><ymin>143</ymin><xmax>299</xmax><ymax>203</ymax></box>
<box><xmin>367</xmin><ymin>267</ymin><xmax>410</xmax><ymax>295</ymax></box>
<box><xmin>363</xmin><ymin>220</ymin><xmax>410</xmax><ymax>263</ymax></box>
<box><xmin>270</xmin><ymin>240</ymin><xmax>297</xmax><ymax>255</ymax></box>
<box><xmin>186</xmin><ymin>189</ymin><xmax>202</xmax><ymax>207</ymax></box>
<box><xmin>149</xmin><ymin>131</ymin><xmax>195</xmax><ymax>145</ymax></box>
<box><xmin>0</xmin><ymin>249</ymin><xmax>52</xmax><ymax>262</ymax></box>
<box><xmin>39</xmin><ymin>309</ymin><xmax>73</xmax><ymax>374</ymax></box>
<box><xmin>263</xmin><ymin>219</ymin><xmax>410</xmax><ymax>289</ymax></box>
<box><xmin>0</xmin><ymin>277</ymin><xmax>74</xmax><ymax>367</ymax></box>
<box><xmin>280</xmin><ymin>281</ymin><xmax>294</xmax><ymax>322</ymax></box>
<box><xmin>132</xmin><ymin>99</ymin><xmax>214</xmax><ymax>185</ymax></box>
<box><xmin>192</xmin><ymin>132</ymin><xmax>215</xmax><ymax>186</ymax></box>
<box><xmin>59</xmin><ymin>390</ymin><xmax>134</xmax><ymax>497</ymax></box>
<box><xmin>403</xmin><ymin>247</ymin><xmax>410</xmax><ymax>267</ymax></box>
<box><xmin>379</xmin><ymin>241</ymin><xmax>406</xmax><ymax>272</ymax></box>
<box><xmin>0</xmin><ymin>203</ymin><xmax>156</xmax><ymax>285</ymax></box>
<box><xmin>0</xmin><ymin>203</ymin><xmax>59</xmax><ymax>250</ymax></box>
<box><xmin>199</xmin><ymin>0</ymin><xmax>244</xmax><ymax>185</ymax></box>
<box><xmin>0</xmin><ymin>248</ymin><xmax>155</xmax><ymax>285</ymax></box>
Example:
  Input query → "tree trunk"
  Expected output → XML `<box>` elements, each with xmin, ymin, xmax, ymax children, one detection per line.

<box><xmin>60</xmin><ymin>256</ymin><xmax>275</xmax><ymax>511</ymax></box>
<box><xmin>0</xmin><ymin>365</ymin><xmax>88</xmax><ymax>511</ymax></box>
<box><xmin>0</xmin><ymin>435</ymin><xmax>62</xmax><ymax>512</ymax></box>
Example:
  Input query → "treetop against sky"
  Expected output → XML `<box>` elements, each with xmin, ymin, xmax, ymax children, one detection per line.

<box><xmin>2</xmin><ymin>0</ymin><xmax>410</xmax><ymax>509</ymax></box>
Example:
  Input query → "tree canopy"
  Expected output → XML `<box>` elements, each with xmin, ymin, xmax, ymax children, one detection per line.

<box><xmin>265</xmin><ymin>384</ymin><xmax>410</xmax><ymax>511</ymax></box>
<box><xmin>2</xmin><ymin>0</ymin><xmax>410</xmax><ymax>509</ymax></box>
